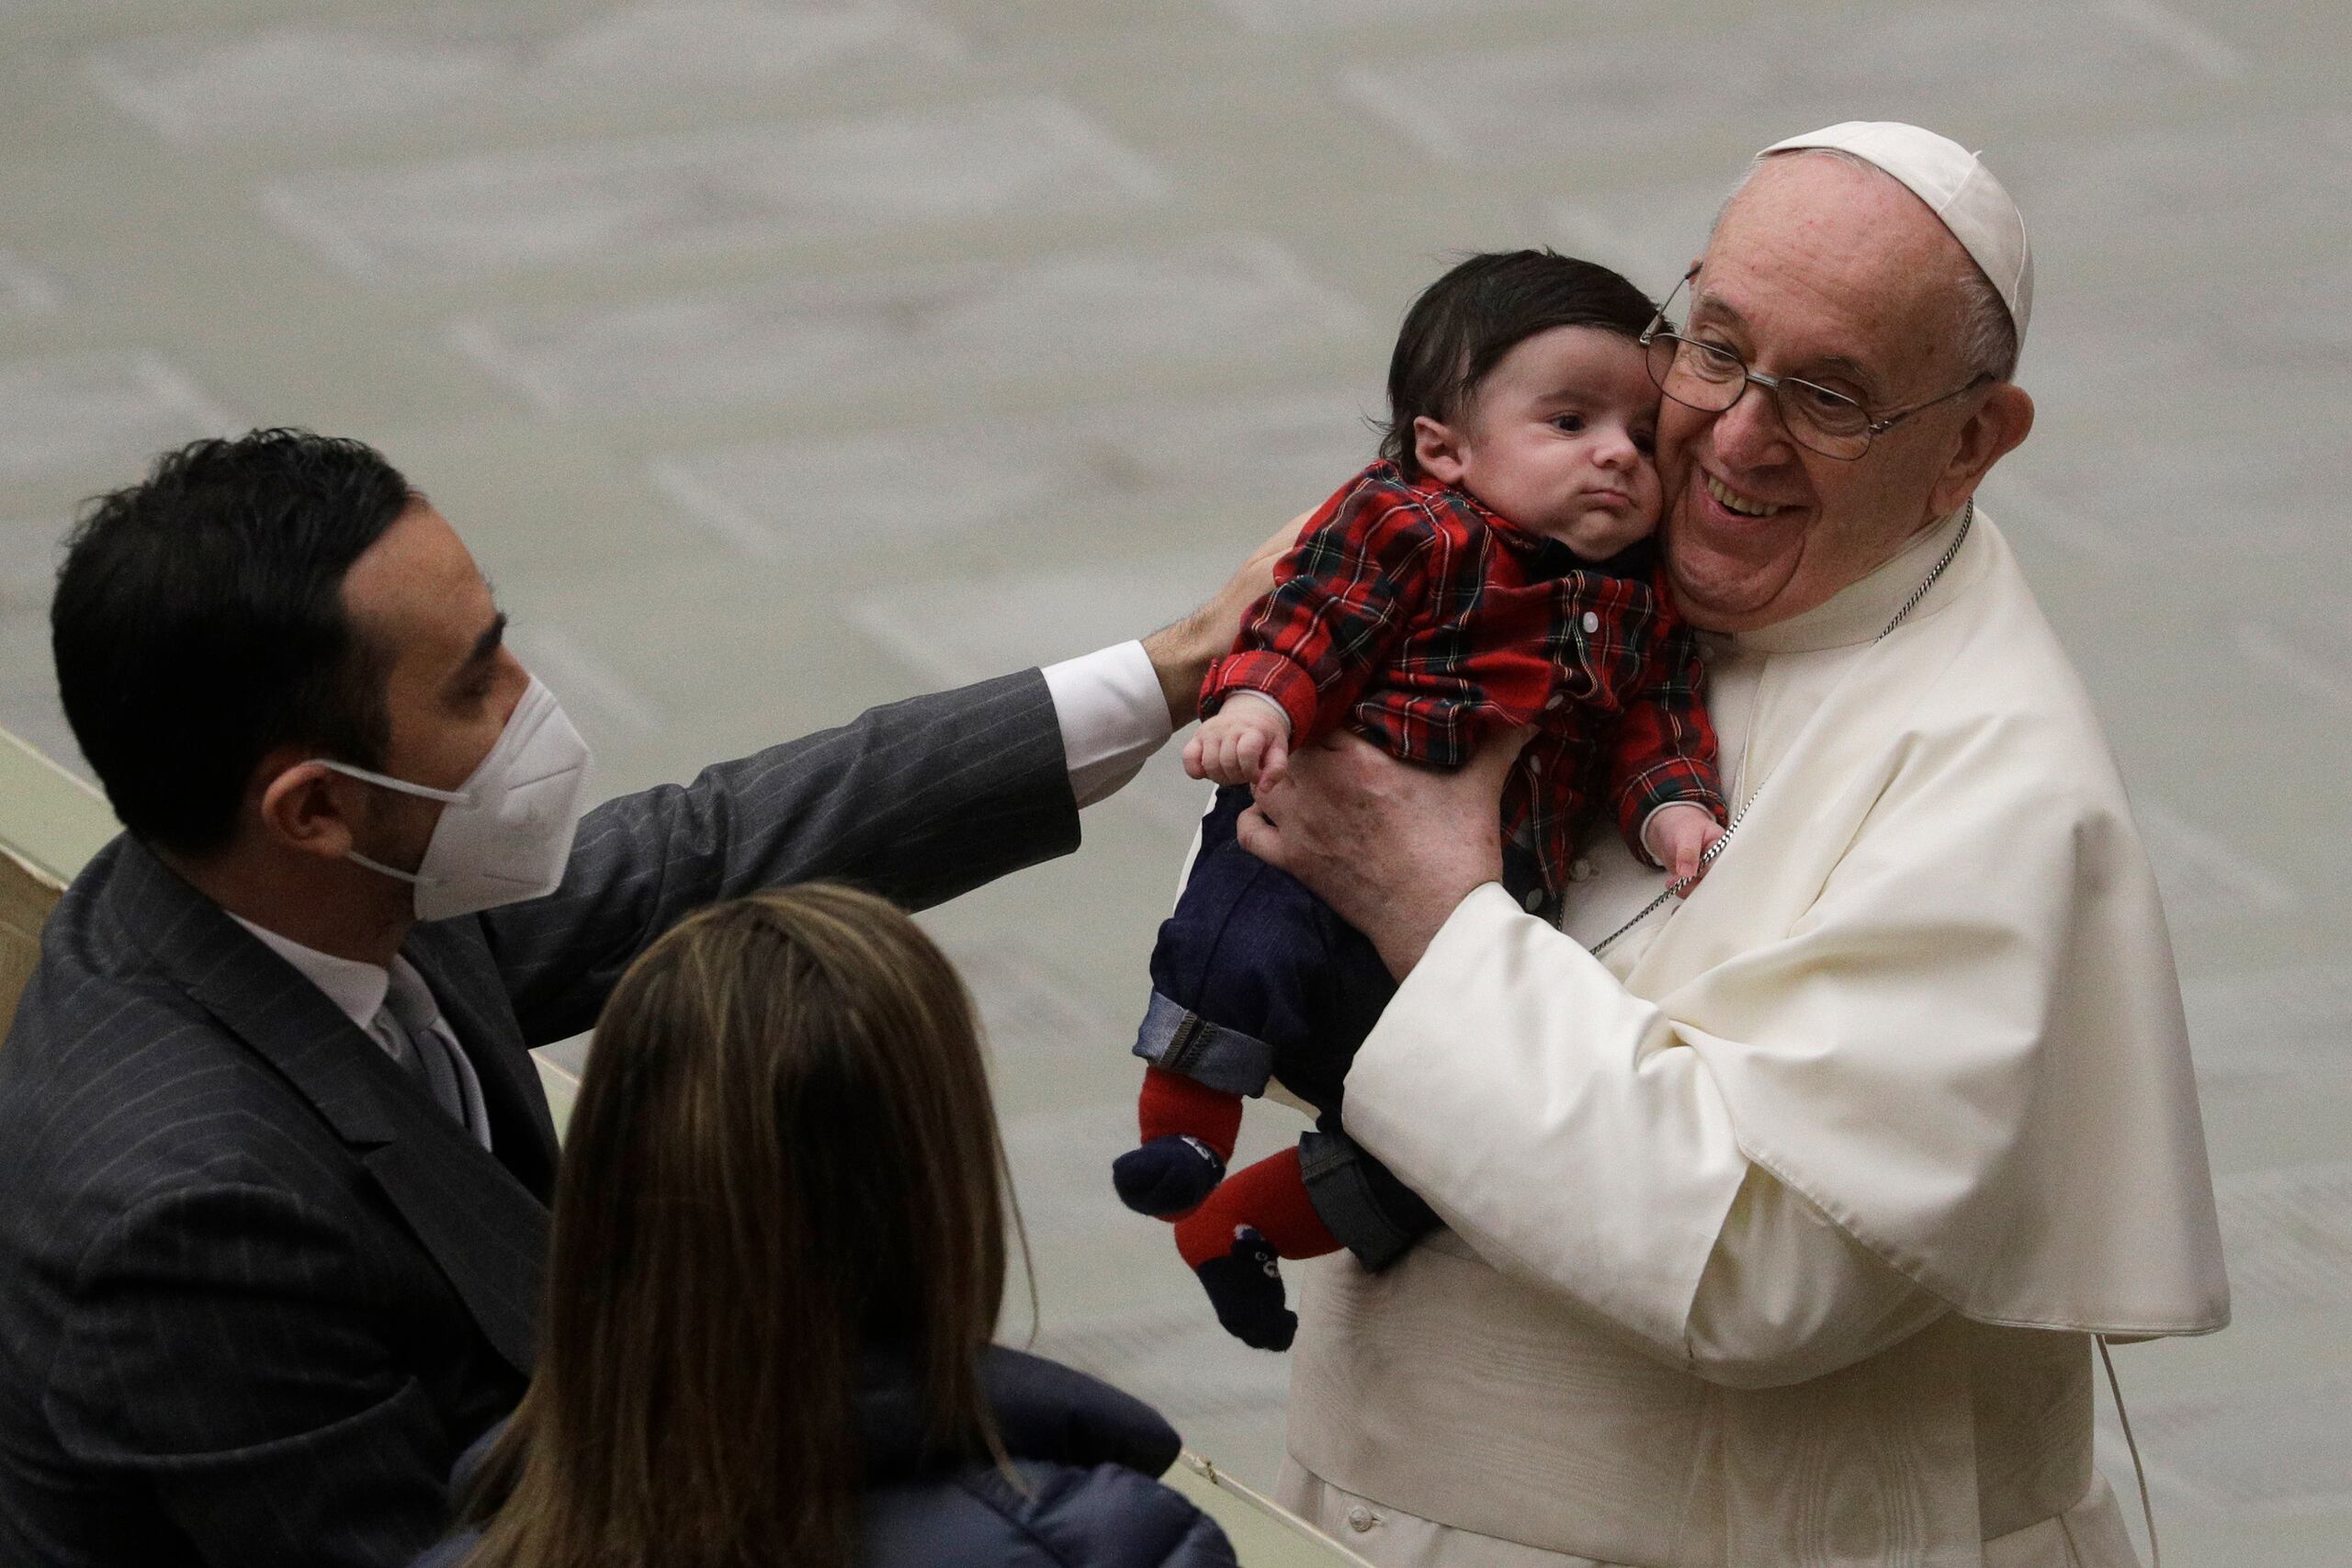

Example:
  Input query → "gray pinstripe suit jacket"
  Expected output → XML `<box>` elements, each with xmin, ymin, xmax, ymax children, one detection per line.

<box><xmin>0</xmin><ymin>670</ymin><xmax>1080</xmax><ymax>1568</ymax></box>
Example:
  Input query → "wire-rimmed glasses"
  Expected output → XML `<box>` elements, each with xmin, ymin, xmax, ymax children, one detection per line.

<box><xmin>1638</xmin><ymin>267</ymin><xmax>1991</xmax><ymax>461</ymax></box>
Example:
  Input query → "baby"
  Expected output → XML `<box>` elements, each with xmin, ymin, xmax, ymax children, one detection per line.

<box><xmin>1116</xmin><ymin>250</ymin><xmax>1727</xmax><ymax>1350</ymax></box>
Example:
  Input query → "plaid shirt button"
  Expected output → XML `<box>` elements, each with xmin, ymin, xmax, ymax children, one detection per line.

<box><xmin>1582</xmin><ymin>611</ymin><xmax>1601</xmax><ymax>634</ymax></box>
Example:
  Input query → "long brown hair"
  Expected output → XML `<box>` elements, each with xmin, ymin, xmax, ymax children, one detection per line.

<box><xmin>462</xmin><ymin>884</ymin><xmax>1023</xmax><ymax>1568</ymax></box>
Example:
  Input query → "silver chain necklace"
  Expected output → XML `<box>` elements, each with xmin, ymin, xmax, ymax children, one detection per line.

<box><xmin>1589</xmin><ymin>498</ymin><xmax>1974</xmax><ymax>959</ymax></box>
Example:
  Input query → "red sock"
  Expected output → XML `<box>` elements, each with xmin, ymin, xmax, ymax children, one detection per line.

<box><xmin>1137</xmin><ymin>1066</ymin><xmax>1243</xmax><ymax>1163</ymax></box>
<box><xmin>1175</xmin><ymin>1147</ymin><xmax>1339</xmax><ymax>1269</ymax></box>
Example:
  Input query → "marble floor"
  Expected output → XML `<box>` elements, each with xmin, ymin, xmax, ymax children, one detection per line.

<box><xmin>2</xmin><ymin>1</ymin><xmax>2346</xmax><ymax>1562</ymax></box>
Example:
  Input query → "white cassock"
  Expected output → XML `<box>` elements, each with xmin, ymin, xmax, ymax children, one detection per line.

<box><xmin>1275</xmin><ymin>507</ymin><xmax>2231</xmax><ymax>1568</ymax></box>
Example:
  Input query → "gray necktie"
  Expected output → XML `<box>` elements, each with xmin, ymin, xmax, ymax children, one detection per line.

<box><xmin>374</xmin><ymin>997</ymin><xmax>472</xmax><ymax>1136</ymax></box>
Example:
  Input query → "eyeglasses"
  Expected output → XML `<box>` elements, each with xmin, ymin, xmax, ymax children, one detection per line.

<box><xmin>1638</xmin><ymin>267</ymin><xmax>1992</xmax><ymax>461</ymax></box>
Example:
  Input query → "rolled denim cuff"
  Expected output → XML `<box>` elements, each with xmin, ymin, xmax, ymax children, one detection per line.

<box><xmin>1298</xmin><ymin>1129</ymin><xmax>1440</xmax><ymax>1271</ymax></box>
<box><xmin>1131</xmin><ymin>990</ymin><xmax>1275</xmax><ymax>1098</ymax></box>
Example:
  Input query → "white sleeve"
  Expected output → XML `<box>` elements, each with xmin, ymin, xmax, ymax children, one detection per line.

<box><xmin>1040</xmin><ymin>641</ymin><xmax>1174</xmax><ymax>808</ymax></box>
<box><xmin>1342</xmin><ymin>885</ymin><xmax>1943</xmax><ymax>1385</ymax></box>
<box><xmin>1223</xmin><ymin>689</ymin><xmax>1294</xmax><ymax>731</ymax></box>
<box><xmin>1683</xmin><ymin>1168</ymin><xmax>1948</xmax><ymax>1389</ymax></box>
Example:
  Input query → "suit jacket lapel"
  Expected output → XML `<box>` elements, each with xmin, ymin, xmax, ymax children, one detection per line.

<box><xmin>117</xmin><ymin>842</ymin><xmax>549</xmax><ymax>1377</ymax></box>
<box><xmin>356</xmin><ymin>1138</ymin><xmax>545</xmax><ymax>1377</ymax></box>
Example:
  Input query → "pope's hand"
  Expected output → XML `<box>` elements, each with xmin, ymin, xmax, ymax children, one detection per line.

<box><xmin>1237</xmin><ymin>727</ymin><xmax>1529</xmax><ymax>978</ymax></box>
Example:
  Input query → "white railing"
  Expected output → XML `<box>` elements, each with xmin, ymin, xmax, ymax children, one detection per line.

<box><xmin>0</xmin><ymin>728</ymin><xmax>114</xmax><ymax>1038</ymax></box>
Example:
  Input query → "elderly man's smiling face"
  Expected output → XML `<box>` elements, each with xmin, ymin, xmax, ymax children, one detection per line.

<box><xmin>1657</xmin><ymin>153</ymin><xmax>2032</xmax><ymax>632</ymax></box>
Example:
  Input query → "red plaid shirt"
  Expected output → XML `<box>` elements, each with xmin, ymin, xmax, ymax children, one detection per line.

<box><xmin>1203</xmin><ymin>462</ymin><xmax>1724</xmax><ymax>892</ymax></box>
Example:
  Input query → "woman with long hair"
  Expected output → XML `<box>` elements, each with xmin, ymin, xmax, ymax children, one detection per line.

<box><xmin>420</xmin><ymin>883</ymin><xmax>1233</xmax><ymax>1568</ymax></box>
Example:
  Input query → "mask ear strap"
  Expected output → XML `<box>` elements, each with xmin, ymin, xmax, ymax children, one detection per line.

<box><xmin>345</xmin><ymin>849</ymin><xmax>432</xmax><ymax>889</ymax></box>
<box><xmin>309</xmin><ymin>759</ymin><xmax>471</xmax><ymax>807</ymax></box>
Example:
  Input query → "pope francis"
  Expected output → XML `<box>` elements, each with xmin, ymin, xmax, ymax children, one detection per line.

<box><xmin>1233</xmin><ymin>124</ymin><xmax>2232</xmax><ymax>1567</ymax></box>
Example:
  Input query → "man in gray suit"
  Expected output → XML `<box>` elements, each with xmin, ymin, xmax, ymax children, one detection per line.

<box><xmin>0</xmin><ymin>430</ymin><xmax>1254</xmax><ymax>1567</ymax></box>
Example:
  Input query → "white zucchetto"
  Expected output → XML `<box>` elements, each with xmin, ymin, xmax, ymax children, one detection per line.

<box><xmin>1758</xmin><ymin>121</ymin><xmax>2033</xmax><ymax>346</ymax></box>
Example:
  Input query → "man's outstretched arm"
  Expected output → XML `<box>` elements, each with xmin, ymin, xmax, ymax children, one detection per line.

<box><xmin>487</xmin><ymin>518</ymin><xmax>1302</xmax><ymax>1044</ymax></box>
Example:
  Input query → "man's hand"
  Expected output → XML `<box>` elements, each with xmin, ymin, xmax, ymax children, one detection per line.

<box><xmin>1184</xmin><ymin>699</ymin><xmax>1292</xmax><ymax>790</ymax></box>
<box><xmin>1643</xmin><ymin>803</ymin><xmax>1726</xmax><ymax>890</ymax></box>
<box><xmin>1238</xmin><ymin>727</ymin><xmax>1529</xmax><ymax>978</ymax></box>
<box><xmin>1139</xmin><ymin>512</ymin><xmax>1312</xmax><ymax>728</ymax></box>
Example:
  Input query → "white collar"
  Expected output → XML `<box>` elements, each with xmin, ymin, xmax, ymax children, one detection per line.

<box><xmin>224</xmin><ymin>914</ymin><xmax>487</xmax><ymax>1146</ymax></box>
<box><xmin>1731</xmin><ymin>506</ymin><xmax>1977</xmax><ymax>655</ymax></box>
<box><xmin>228</xmin><ymin>913</ymin><xmax>389</xmax><ymax>1033</ymax></box>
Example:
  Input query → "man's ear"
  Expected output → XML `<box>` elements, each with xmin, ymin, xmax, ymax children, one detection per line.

<box><xmin>1931</xmin><ymin>383</ymin><xmax>2033</xmax><ymax>516</ymax></box>
<box><xmin>1413</xmin><ymin>415</ymin><xmax>1470</xmax><ymax>487</ymax></box>
<box><xmin>256</xmin><ymin>755</ymin><xmax>361</xmax><ymax>863</ymax></box>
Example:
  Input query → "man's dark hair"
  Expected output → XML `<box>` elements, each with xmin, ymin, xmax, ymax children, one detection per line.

<box><xmin>51</xmin><ymin>429</ymin><xmax>418</xmax><ymax>855</ymax></box>
<box><xmin>1381</xmin><ymin>249</ymin><xmax>1659</xmax><ymax>479</ymax></box>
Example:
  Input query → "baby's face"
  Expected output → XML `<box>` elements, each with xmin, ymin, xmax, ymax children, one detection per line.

<box><xmin>1449</xmin><ymin>326</ymin><xmax>1662</xmax><ymax>560</ymax></box>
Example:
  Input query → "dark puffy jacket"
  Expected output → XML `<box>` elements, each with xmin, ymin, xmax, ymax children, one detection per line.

<box><xmin>414</xmin><ymin>1348</ymin><xmax>1237</xmax><ymax>1568</ymax></box>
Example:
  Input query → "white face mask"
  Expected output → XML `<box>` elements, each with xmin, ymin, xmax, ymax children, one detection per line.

<box><xmin>310</xmin><ymin>676</ymin><xmax>594</xmax><ymax>920</ymax></box>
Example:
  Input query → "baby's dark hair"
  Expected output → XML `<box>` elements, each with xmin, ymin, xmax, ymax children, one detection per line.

<box><xmin>1380</xmin><ymin>249</ymin><xmax>1658</xmax><ymax>479</ymax></box>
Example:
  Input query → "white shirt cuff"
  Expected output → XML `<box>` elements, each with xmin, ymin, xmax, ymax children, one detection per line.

<box><xmin>1223</xmin><ymin>689</ymin><xmax>1294</xmax><ymax>732</ymax></box>
<box><xmin>1041</xmin><ymin>640</ymin><xmax>1172</xmax><ymax>808</ymax></box>
<box><xmin>1638</xmin><ymin>801</ymin><xmax>1708</xmax><ymax>866</ymax></box>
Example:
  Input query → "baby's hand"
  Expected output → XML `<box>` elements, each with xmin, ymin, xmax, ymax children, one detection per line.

<box><xmin>1183</xmin><ymin>698</ymin><xmax>1292</xmax><ymax>790</ymax></box>
<box><xmin>1644</xmin><ymin>803</ymin><xmax>1726</xmax><ymax>893</ymax></box>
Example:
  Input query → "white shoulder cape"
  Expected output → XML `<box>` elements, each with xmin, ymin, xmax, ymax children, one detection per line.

<box><xmin>1621</xmin><ymin>517</ymin><xmax>2227</xmax><ymax>1333</ymax></box>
